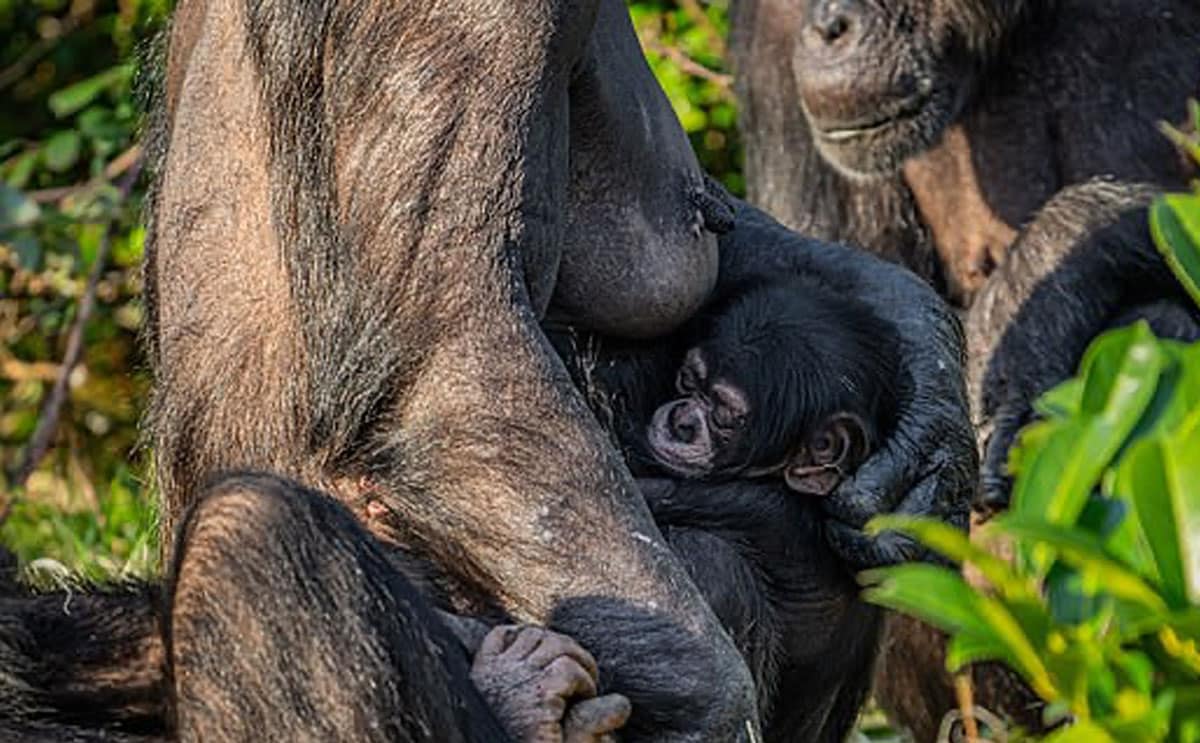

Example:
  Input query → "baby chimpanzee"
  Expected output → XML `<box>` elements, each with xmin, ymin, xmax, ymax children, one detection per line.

<box><xmin>554</xmin><ymin>274</ymin><xmax>900</xmax><ymax>741</ymax></box>
<box><xmin>591</xmin><ymin>275</ymin><xmax>899</xmax><ymax>494</ymax></box>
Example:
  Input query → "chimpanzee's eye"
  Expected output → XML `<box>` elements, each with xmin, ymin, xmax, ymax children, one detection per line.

<box><xmin>711</xmin><ymin>404</ymin><xmax>744</xmax><ymax>431</ymax></box>
<box><xmin>676</xmin><ymin>367</ymin><xmax>696</xmax><ymax>394</ymax></box>
<box><xmin>813</xmin><ymin>433</ymin><xmax>835</xmax><ymax>454</ymax></box>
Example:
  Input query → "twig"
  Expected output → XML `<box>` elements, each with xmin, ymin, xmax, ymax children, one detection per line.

<box><xmin>4</xmin><ymin>157</ymin><xmax>143</xmax><ymax>520</ymax></box>
<box><xmin>28</xmin><ymin>145</ymin><xmax>142</xmax><ymax>204</ymax></box>
<box><xmin>640</xmin><ymin>36</ymin><xmax>734</xmax><ymax>97</ymax></box>
<box><xmin>955</xmin><ymin>673</ymin><xmax>980</xmax><ymax>743</ymax></box>
<box><xmin>678</xmin><ymin>0</ymin><xmax>728</xmax><ymax>59</ymax></box>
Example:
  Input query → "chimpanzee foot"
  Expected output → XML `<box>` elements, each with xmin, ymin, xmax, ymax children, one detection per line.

<box><xmin>470</xmin><ymin>625</ymin><xmax>630</xmax><ymax>742</ymax></box>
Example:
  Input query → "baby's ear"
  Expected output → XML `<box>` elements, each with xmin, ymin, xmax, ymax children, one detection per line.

<box><xmin>784</xmin><ymin>413</ymin><xmax>872</xmax><ymax>496</ymax></box>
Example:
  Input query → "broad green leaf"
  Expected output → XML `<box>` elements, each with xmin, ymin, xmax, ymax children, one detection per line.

<box><xmin>997</xmin><ymin>515</ymin><xmax>1169</xmax><ymax>614</ymax></box>
<box><xmin>1041</xmin><ymin>721</ymin><xmax>1117</xmax><ymax>743</ymax></box>
<box><xmin>1163</xmin><ymin>424</ymin><xmax>1200</xmax><ymax>604</ymax></box>
<box><xmin>866</xmin><ymin>515</ymin><xmax>1034</xmax><ymax>600</ymax></box>
<box><xmin>1103</xmin><ymin>687</ymin><xmax>1173</xmax><ymax>741</ymax></box>
<box><xmin>1122</xmin><ymin>344</ymin><xmax>1200</xmax><ymax>446</ymax></box>
<box><xmin>42</xmin><ymin>130</ymin><xmax>82</xmax><ymax>173</ymax></box>
<box><xmin>945</xmin><ymin>632</ymin><xmax>1013</xmax><ymax>670</ymax></box>
<box><xmin>864</xmin><ymin>563</ymin><xmax>1057</xmax><ymax>698</ymax></box>
<box><xmin>1007</xmin><ymin>417</ymin><xmax>1062</xmax><ymax>478</ymax></box>
<box><xmin>1078</xmin><ymin>323</ymin><xmax>1166</xmax><ymax>420</ymax></box>
<box><xmin>861</xmin><ymin>564</ymin><xmax>994</xmax><ymax>638</ymax></box>
<box><xmin>1015</xmin><ymin>324</ymin><xmax>1166</xmax><ymax>527</ymax></box>
<box><xmin>1151</xmin><ymin>193</ymin><xmax>1200</xmax><ymax>309</ymax></box>
<box><xmin>1037</xmin><ymin>377</ymin><xmax>1086</xmax><ymax>419</ymax></box>
<box><xmin>4</xmin><ymin>149</ymin><xmax>37</xmax><ymax>189</ymax></box>
<box><xmin>1114</xmin><ymin>438</ymin><xmax>1187</xmax><ymax>605</ymax></box>
<box><xmin>48</xmin><ymin>65</ymin><xmax>133</xmax><ymax>119</ymax></box>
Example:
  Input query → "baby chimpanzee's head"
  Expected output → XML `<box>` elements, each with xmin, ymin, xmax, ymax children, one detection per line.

<box><xmin>645</xmin><ymin>276</ymin><xmax>900</xmax><ymax>495</ymax></box>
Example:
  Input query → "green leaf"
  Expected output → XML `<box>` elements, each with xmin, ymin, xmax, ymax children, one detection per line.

<box><xmin>4</xmin><ymin>149</ymin><xmax>38</xmax><ymax>189</ymax></box>
<box><xmin>866</xmin><ymin>515</ymin><xmax>1035</xmax><ymax>600</ymax></box>
<box><xmin>1042</xmin><ymin>720</ymin><xmax>1117</xmax><ymax>743</ymax></box>
<box><xmin>1037</xmin><ymin>377</ymin><xmax>1086</xmax><ymax>419</ymax></box>
<box><xmin>42</xmin><ymin>130</ymin><xmax>82</xmax><ymax>173</ymax></box>
<box><xmin>861</xmin><ymin>564</ymin><xmax>995</xmax><ymax>638</ymax></box>
<box><xmin>996</xmin><ymin>515</ymin><xmax>1169</xmax><ymax>614</ymax></box>
<box><xmin>48</xmin><ymin>65</ymin><xmax>133</xmax><ymax>119</ymax></box>
<box><xmin>1151</xmin><ymin>193</ymin><xmax>1200</xmax><ymax>310</ymax></box>
<box><xmin>863</xmin><ymin>563</ymin><xmax>1057</xmax><ymax>698</ymax></box>
<box><xmin>1014</xmin><ymin>324</ymin><xmax>1166</xmax><ymax>528</ymax></box>
<box><xmin>1116</xmin><ymin>438</ymin><xmax>1190</xmax><ymax>608</ymax></box>
<box><xmin>1162</xmin><ymin>423</ymin><xmax>1200</xmax><ymax>605</ymax></box>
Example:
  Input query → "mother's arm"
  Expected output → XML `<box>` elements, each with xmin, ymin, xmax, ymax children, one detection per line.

<box><xmin>718</xmin><ymin>199</ymin><xmax>976</xmax><ymax>567</ymax></box>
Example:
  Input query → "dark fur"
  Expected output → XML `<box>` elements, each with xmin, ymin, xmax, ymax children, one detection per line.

<box><xmin>575</xmin><ymin>275</ymin><xmax>900</xmax><ymax>477</ymax></box>
<box><xmin>0</xmin><ymin>474</ymin><xmax>612</xmax><ymax>742</ymax></box>
<box><xmin>553</xmin><ymin>276</ymin><xmax>900</xmax><ymax>741</ymax></box>
<box><xmin>731</xmin><ymin>2</ymin><xmax>1200</xmax><ymax>737</ymax></box>
<box><xmin>642</xmin><ymin>478</ymin><xmax>881</xmax><ymax>743</ymax></box>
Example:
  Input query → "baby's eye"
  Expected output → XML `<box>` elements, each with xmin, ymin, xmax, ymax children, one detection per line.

<box><xmin>676</xmin><ymin>367</ymin><xmax>697</xmax><ymax>393</ymax></box>
<box><xmin>711</xmin><ymin>405</ymin><xmax>744</xmax><ymax>431</ymax></box>
<box><xmin>812</xmin><ymin>432</ymin><xmax>835</xmax><ymax>454</ymax></box>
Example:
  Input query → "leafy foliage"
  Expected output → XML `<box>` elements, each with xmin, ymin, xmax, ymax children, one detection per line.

<box><xmin>1</xmin><ymin>0</ymin><xmax>165</xmax><ymax>575</ymax></box>
<box><xmin>865</xmin><ymin>117</ymin><xmax>1200</xmax><ymax>742</ymax></box>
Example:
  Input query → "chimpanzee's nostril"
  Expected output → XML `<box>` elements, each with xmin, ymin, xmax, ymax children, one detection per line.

<box><xmin>670</xmin><ymin>406</ymin><xmax>699</xmax><ymax>443</ymax></box>
<box><xmin>811</xmin><ymin>0</ymin><xmax>863</xmax><ymax>45</ymax></box>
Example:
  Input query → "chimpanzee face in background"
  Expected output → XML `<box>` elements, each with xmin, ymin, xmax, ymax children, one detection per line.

<box><xmin>790</xmin><ymin>0</ymin><xmax>1028</xmax><ymax>176</ymax></box>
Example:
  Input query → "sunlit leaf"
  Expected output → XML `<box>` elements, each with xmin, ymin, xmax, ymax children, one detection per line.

<box><xmin>42</xmin><ymin>130</ymin><xmax>82</xmax><ymax>173</ymax></box>
<box><xmin>1151</xmin><ymin>193</ymin><xmax>1200</xmax><ymax>309</ymax></box>
<box><xmin>48</xmin><ymin>65</ymin><xmax>133</xmax><ymax>119</ymax></box>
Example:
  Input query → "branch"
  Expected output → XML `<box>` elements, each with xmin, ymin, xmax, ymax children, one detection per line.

<box><xmin>678</xmin><ymin>0</ymin><xmax>728</xmax><ymax>59</ymax></box>
<box><xmin>640</xmin><ymin>36</ymin><xmax>734</xmax><ymax>98</ymax></box>
<box><xmin>28</xmin><ymin>145</ymin><xmax>142</xmax><ymax>204</ymax></box>
<box><xmin>4</xmin><ymin>158</ymin><xmax>143</xmax><ymax>520</ymax></box>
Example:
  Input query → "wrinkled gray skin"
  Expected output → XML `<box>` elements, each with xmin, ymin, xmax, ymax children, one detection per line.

<box><xmin>144</xmin><ymin>0</ymin><xmax>970</xmax><ymax>737</ymax></box>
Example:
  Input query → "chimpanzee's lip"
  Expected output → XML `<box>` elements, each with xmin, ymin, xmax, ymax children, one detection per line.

<box><xmin>646</xmin><ymin>435</ymin><xmax>713</xmax><ymax>478</ymax></box>
<box><xmin>650</xmin><ymin>449</ymin><xmax>712</xmax><ymax>478</ymax></box>
<box><xmin>810</xmin><ymin>94</ymin><xmax>930</xmax><ymax>141</ymax></box>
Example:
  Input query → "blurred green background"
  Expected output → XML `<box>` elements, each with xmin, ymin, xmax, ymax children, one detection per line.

<box><xmin>0</xmin><ymin>1</ymin><xmax>740</xmax><ymax>577</ymax></box>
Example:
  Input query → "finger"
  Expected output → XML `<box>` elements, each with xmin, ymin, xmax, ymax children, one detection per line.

<box><xmin>825</xmin><ymin>519</ymin><xmax>925</xmax><ymax>570</ymax></box>
<box><xmin>526</xmin><ymin>632</ymin><xmax>599</xmax><ymax>680</ymax></box>
<box><xmin>506</xmin><ymin>626</ymin><xmax>547</xmax><ymax>660</ymax></box>
<box><xmin>826</xmin><ymin>469</ymin><xmax>968</xmax><ymax>570</ymax></box>
<box><xmin>564</xmin><ymin>695</ymin><xmax>632</xmax><ymax>743</ymax></box>
<box><xmin>543</xmin><ymin>655</ymin><xmax>598</xmax><ymax>701</ymax></box>
<box><xmin>826</xmin><ymin>444</ymin><xmax>906</xmax><ymax>527</ymax></box>
<box><xmin>478</xmin><ymin>625</ymin><xmax>520</xmax><ymax>658</ymax></box>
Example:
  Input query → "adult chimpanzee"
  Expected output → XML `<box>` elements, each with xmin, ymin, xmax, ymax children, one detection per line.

<box><xmin>552</xmin><ymin>243</ymin><xmax>942</xmax><ymax>741</ymax></box>
<box><xmin>138</xmin><ymin>0</ymin><xmax>973</xmax><ymax>737</ymax></box>
<box><xmin>731</xmin><ymin>2</ymin><xmax>1200</xmax><ymax>736</ymax></box>
<box><xmin>0</xmin><ymin>474</ymin><xmax>631</xmax><ymax>742</ymax></box>
<box><xmin>730</xmin><ymin>0</ymin><xmax>1200</xmax><ymax>503</ymax></box>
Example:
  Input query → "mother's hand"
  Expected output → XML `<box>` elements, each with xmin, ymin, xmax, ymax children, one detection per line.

<box><xmin>717</xmin><ymin>199</ymin><xmax>975</xmax><ymax>568</ymax></box>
